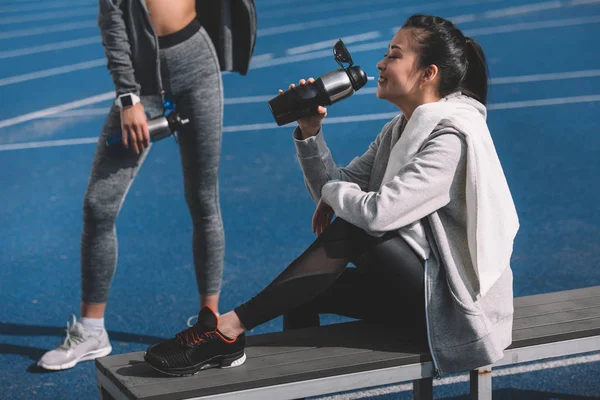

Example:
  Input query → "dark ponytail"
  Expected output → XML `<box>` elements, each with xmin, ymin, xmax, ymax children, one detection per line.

<box><xmin>462</xmin><ymin>37</ymin><xmax>488</xmax><ymax>105</ymax></box>
<box><xmin>402</xmin><ymin>15</ymin><xmax>489</xmax><ymax>105</ymax></box>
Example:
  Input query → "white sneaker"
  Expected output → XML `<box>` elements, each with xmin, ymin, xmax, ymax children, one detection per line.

<box><xmin>37</xmin><ymin>315</ymin><xmax>112</xmax><ymax>370</ymax></box>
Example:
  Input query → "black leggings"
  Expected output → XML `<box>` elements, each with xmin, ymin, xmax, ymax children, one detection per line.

<box><xmin>234</xmin><ymin>218</ymin><xmax>427</xmax><ymax>334</ymax></box>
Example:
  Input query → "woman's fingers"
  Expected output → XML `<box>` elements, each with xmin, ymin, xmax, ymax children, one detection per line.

<box><xmin>307</xmin><ymin>77</ymin><xmax>315</xmax><ymax>83</ymax></box>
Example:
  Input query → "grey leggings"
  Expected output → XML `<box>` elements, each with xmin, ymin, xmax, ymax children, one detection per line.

<box><xmin>81</xmin><ymin>27</ymin><xmax>224</xmax><ymax>304</ymax></box>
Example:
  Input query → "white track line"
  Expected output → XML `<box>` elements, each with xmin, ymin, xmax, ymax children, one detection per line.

<box><xmin>260</xmin><ymin>0</ymin><xmax>414</xmax><ymax>19</ymax></box>
<box><xmin>464</xmin><ymin>15</ymin><xmax>600</xmax><ymax>35</ymax></box>
<box><xmin>0</xmin><ymin>0</ymin><xmax>93</xmax><ymax>13</ymax></box>
<box><xmin>2</xmin><ymin>94</ymin><xmax>599</xmax><ymax>151</ymax></box>
<box><xmin>0</xmin><ymin>7</ymin><xmax>96</xmax><ymax>25</ymax></box>
<box><xmin>0</xmin><ymin>0</ymin><xmax>500</xmax><ymax>85</ymax></box>
<box><xmin>0</xmin><ymin>37</ymin><xmax>100</xmax><ymax>59</ymax></box>
<box><xmin>491</xmin><ymin>69</ymin><xmax>600</xmax><ymax>84</ymax></box>
<box><xmin>0</xmin><ymin>138</ymin><xmax>99</xmax><ymax>151</ymax></box>
<box><xmin>0</xmin><ymin>92</ymin><xmax>115</xmax><ymax>129</ymax></box>
<box><xmin>488</xmin><ymin>95</ymin><xmax>600</xmax><ymax>110</ymax></box>
<box><xmin>2</xmin><ymin>68</ymin><xmax>600</xmax><ymax>127</ymax></box>
<box><xmin>317</xmin><ymin>353</ymin><xmax>600</xmax><ymax>399</ymax></box>
<box><xmin>258</xmin><ymin>0</ymin><xmax>503</xmax><ymax>36</ymax></box>
<box><xmin>286</xmin><ymin>32</ymin><xmax>381</xmax><ymax>55</ymax></box>
<box><xmin>0</xmin><ymin>59</ymin><xmax>106</xmax><ymax>87</ymax></box>
<box><xmin>0</xmin><ymin>20</ymin><xmax>97</xmax><ymax>40</ymax></box>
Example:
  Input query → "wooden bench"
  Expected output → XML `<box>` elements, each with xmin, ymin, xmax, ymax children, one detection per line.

<box><xmin>96</xmin><ymin>286</ymin><xmax>600</xmax><ymax>400</ymax></box>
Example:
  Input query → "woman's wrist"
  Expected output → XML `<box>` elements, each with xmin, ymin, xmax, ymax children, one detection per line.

<box><xmin>299</xmin><ymin>125</ymin><xmax>321</xmax><ymax>139</ymax></box>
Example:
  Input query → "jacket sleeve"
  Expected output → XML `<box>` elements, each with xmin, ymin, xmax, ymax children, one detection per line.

<box><xmin>321</xmin><ymin>131</ymin><xmax>466</xmax><ymax>233</ymax></box>
<box><xmin>98</xmin><ymin>0</ymin><xmax>141</xmax><ymax>96</ymax></box>
<box><xmin>293</xmin><ymin>125</ymin><xmax>385</xmax><ymax>204</ymax></box>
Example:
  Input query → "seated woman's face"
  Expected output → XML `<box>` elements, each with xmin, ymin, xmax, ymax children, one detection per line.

<box><xmin>376</xmin><ymin>28</ymin><xmax>424</xmax><ymax>105</ymax></box>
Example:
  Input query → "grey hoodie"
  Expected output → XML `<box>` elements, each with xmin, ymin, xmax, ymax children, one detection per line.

<box><xmin>293</xmin><ymin>95</ymin><xmax>514</xmax><ymax>376</ymax></box>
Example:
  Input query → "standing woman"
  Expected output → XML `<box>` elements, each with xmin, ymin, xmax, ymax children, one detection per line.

<box><xmin>145</xmin><ymin>14</ymin><xmax>519</xmax><ymax>378</ymax></box>
<box><xmin>37</xmin><ymin>0</ymin><xmax>256</xmax><ymax>371</ymax></box>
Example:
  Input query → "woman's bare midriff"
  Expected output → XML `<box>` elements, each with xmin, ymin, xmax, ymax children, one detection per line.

<box><xmin>146</xmin><ymin>0</ymin><xmax>197</xmax><ymax>37</ymax></box>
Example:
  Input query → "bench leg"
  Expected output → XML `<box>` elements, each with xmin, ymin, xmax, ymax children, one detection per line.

<box><xmin>413</xmin><ymin>378</ymin><xmax>433</xmax><ymax>400</ymax></box>
<box><xmin>469</xmin><ymin>366</ymin><xmax>492</xmax><ymax>400</ymax></box>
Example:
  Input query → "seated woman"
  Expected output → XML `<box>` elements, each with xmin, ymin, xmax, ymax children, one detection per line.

<box><xmin>144</xmin><ymin>14</ymin><xmax>519</xmax><ymax>378</ymax></box>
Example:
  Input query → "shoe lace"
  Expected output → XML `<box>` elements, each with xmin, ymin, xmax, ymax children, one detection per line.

<box><xmin>176</xmin><ymin>324</ymin><xmax>214</xmax><ymax>346</ymax></box>
<box><xmin>59</xmin><ymin>315</ymin><xmax>85</xmax><ymax>350</ymax></box>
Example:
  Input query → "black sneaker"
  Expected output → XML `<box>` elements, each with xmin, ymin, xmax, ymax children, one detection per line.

<box><xmin>144</xmin><ymin>307</ymin><xmax>246</xmax><ymax>376</ymax></box>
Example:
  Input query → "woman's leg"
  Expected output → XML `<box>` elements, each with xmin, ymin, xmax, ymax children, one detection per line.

<box><xmin>232</xmin><ymin>218</ymin><xmax>372</xmax><ymax>331</ymax></box>
<box><xmin>160</xmin><ymin>27</ymin><xmax>225</xmax><ymax>312</ymax></box>
<box><xmin>224</xmin><ymin>220</ymin><xmax>425</xmax><ymax>337</ymax></box>
<box><xmin>283</xmin><ymin>234</ymin><xmax>426</xmax><ymax>332</ymax></box>
<box><xmin>81</xmin><ymin>103</ymin><xmax>156</xmax><ymax>310</ymax></box>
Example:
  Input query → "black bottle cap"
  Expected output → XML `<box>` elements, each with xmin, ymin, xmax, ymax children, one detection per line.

<box><xmin>347</xmin><ymin>65</ymin><xmax>368</xmax><ymax>91</ymax></box>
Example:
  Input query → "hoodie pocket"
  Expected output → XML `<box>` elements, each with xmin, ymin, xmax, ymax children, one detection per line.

<box><xmin>446</xmin><ymin>277</ymin><xmax>482</xmax><ymax>316</ymax></box>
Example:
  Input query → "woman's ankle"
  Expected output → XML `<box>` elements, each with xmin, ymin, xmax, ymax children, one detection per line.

<box><xmin>218</xmin><ymin>311</ymin><xmax>246</xmax><ymax>339</ymax></box>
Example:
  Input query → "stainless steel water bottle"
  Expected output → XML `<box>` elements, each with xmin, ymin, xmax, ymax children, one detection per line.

<box><xmin>105</xmin><ymin>111</ymin><xmax>189</xmax><ymax>146</ymax></box>
<box><xmin>268</xmin><ymin>40</ymin><xmax>372</xmax><ymax>126</ymax></box>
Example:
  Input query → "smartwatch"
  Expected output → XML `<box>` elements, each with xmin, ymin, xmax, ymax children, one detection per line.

<box><xmin>115</xmin><ymin>93</ymin><xmax>141</xmax><ymax>109</ymax></box>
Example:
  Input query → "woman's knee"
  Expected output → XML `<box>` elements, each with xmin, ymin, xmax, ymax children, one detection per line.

<box><xmin>82</xmin><ymin>191</ymin><xmax>119</xmax><ymax>226</ymax></box>
<box><xmin>184</xmin><ymin>183</ymin><xmax>221</xmax><ymax>220</ymax></box>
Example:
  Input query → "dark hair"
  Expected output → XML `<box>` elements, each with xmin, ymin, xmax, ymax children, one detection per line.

<box><xmin>402</xmin><ymin>14</ymin><xmax>489</xmax><ymax>105</ymax></box>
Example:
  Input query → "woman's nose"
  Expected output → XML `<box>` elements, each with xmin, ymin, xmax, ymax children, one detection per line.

<box><xmin>376</xmin><ymin>59</ymin><xmax>385</xmax><ymax>71</ymax></box>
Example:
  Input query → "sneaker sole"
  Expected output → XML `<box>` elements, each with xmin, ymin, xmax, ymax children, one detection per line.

<box><xmin>145</xmin><ymin>350</ymin><xmax>246</xmax><ymax>377</ymax></box>
<box><xmin>37</xmin><ymin>345</ymin><xmax>113</xmax><ymax>371</ymax></box>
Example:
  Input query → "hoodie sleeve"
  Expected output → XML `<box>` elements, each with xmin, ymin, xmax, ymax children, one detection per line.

<box><xmin>98</xmin><ymin>0</ymin><xmax>141</xmax><ymax>96</ymax></box>
<box><xmin>293</xmin><ymin>118</ymin><xmax>397</xmax><ymax>203</ymax></box>
<box><xmin>321</xmin><ymin>130</ymin><xmax>466</xmax><ymax>233</ymax></box>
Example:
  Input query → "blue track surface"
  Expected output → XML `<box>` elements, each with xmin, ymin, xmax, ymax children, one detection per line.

<box><xmin>1</xmin><ymin>0</ymin><xmax>600</xmax><ymax>398</ymax></box>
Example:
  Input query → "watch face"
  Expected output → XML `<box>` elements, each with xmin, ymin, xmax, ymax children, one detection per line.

<box><xmin>121</xmin><ymin>95</ymin><xmax>133</xmax><ymax>107</ymax></box>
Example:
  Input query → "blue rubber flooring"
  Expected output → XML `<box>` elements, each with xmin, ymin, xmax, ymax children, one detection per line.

<box><xmin>1</xmin><ymin>0</ymin><xmax>599</xmax><ymax>398</ymax></box>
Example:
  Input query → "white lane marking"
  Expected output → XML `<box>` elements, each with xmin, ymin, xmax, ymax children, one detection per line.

<box><xmin>2</xmin><ymin>94</ymin><xmax>599</xmax><ymax>151</ymax></box>
<box><xmin>0</xmin><ymin>0</ymin><xmax>93</xmax><ymax>13</ymax></box>
<box><xmin>256</xmin><ymin>12</ymin><xmax>600</xmax><ymax>68</ymax></box>
<box><xmin>0</xmin><ymin>137</ymin><xmax>98</xmax><ymax>151</ymax></box>
<box><xmin>483</xmin><ymin>0</ymin><xmax>562</xmax><ymax>18</ymax></box>
<box><xmin>258</xmin><ymin>0</ymin><xmax>504</xmax><ymax>37</ymax></box>
<box><xmin>0</xmin><ymin>37</ymin><xmax>100</xmax><ymax>59</ymax></box>
<box><xmin>317</xmin><ymin>353</ymin><xmax>600</xmax><ymax>399</ymax></box>
<box><xmin>0</xmin><ymin>59</ymin><xmax>106</xmax><ymax>87</ymax></box>
<box><xmin>488</xmin><ymin>95</ymin><xmax>600</xmax><ymax>110</ymax></box>
<box><xmin>0</xmin><ymin>7</ymin><xmax>96</xmax><ymax>25</ymax></box>
<box><xmin>3</xmin><ymin>68</ymin><xmax>600</xmax><ymax>127</ymax></box>
<box><xmin>0</xmin><ymin>20</ymin><xmax>97</xmax><ymax>40</ymax></box>
<box><xmin>286</xmin><ymin>32</ymin><xmax>382</xmax><ymax>55</ymax></box>
<box><xmin>463</xmin><ymin>15</ymin><xmax>600</xmax><ymax>35</ymax></box>
<box><xmin>0</xmin><ymin>92</ymin><xmax>115</xmax><ymax>129</ymax></box>
<box><xmin>260</xmin><ymin>0</ymin><xmax>415</xmax><ymax>19</ymax></box>
<box><xmin>490</xmin><ymin>69</ymin><xmax>600</xmax><ymax>84</ymax></box>
<box><xmin>2</xmin><ymin>0</ymin><xmax>496</xmax><ymax>84</ymax></box>
<box><xmin>38</xmin><ymin>108</ymin><xmax>110</xmax><ymax>118</ymax></box>
<box><xmin>392</xmin><ymin>0</ymin><xmax>600</xmax><ymax>31</ymax></box>
<box><xmin>250</xmin><ymin>53</ymin><xmax>275</xmax><ymax>64</ymax></box>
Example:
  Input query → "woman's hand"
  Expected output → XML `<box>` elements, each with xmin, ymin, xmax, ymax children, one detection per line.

<box><xmin>279</xmin><ymin>77</ymin><xmax>327</xmax><ymax>139</ymax></box>
<box><xmin>312</xmin><ymin>198</ymin><xmax>334</xmax><ymax>236</ymax></box>
<box><xmin>120</xmin><ymin>102</ymin><xmax>149</xmax><ymax>154</ymax></box>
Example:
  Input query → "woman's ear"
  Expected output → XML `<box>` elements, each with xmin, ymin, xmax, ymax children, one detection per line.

<box><xmin>422</xmin><ymin>64</ymin><xmax>439</xmax><ymax>83</ymax></box>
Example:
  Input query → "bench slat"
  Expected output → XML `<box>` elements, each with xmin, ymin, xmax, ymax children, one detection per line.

<box><xmin>514</xmin><ymin>295</ymin><xmax>600</xmax><ymax>319</ymax></box>
<box><xmin>125</xmin><ymin>349</ymin><xmax>430</xmax><ymax>400</ymax></box>
<box><xmin>514</xmin><ymin>305</ymin><xmax>600</xmax><ymax>329</ymax></box>
<box><xmin>512</xmin><ymin>316</ymin><xmax>600</xmax><ymax>348</ymax></box>
<box><xmin>514</xmin><ymin>286</ymin><xmax>600</xmax><ymax>308</ymax></box>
